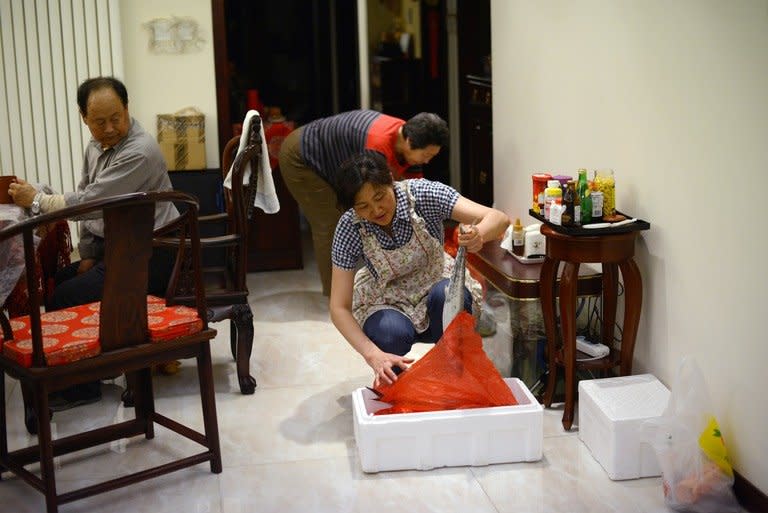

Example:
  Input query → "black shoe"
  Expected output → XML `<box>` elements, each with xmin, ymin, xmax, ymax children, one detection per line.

<box><xmin>49</xmin><ymin>382</ymin><xmax>102</xmax><ymax>412</ymax></box>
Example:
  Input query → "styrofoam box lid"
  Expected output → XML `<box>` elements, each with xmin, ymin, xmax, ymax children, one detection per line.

<box><xmin>579</xmin><ymin>374</ymin><xmax>670</xmax><ymax>421</ymax></box>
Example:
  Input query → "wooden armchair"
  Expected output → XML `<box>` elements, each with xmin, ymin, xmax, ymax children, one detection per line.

<box><xmin>0</xmin><ymin>191</ymin><xmax>221</xmax><ymax>513</ymax></box>
<box><xmin>164</xmin><ymin>119</ymin><xmax>265</xmax><ymax>394</ymax></box>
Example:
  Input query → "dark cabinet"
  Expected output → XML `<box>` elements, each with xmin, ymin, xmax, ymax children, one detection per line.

<box><xmin>246</xmin><ymin>164</ymin><xmax>303</xmax><ymax>272</ymax></box>
<box><xmin>370</xmin><ymin>57</ymin><xmax>424</xmax><ymax>121</ymax></box>
<box><xmin>462</xmin><ymin>76</ymin><xmax>493</xmax><ymax>207</ymax></box>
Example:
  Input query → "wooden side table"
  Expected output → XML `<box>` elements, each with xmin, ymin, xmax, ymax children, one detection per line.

<box><xmin>540</xmin><ymin>224</ymin><xmax>647</xmax><ymax>430</ymax></box>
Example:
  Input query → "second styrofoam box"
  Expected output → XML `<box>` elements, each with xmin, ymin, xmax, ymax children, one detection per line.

<box><xmin>578</xmin><ymin>374</ymin><xmax>670</xmax><ymax>480</ymax></box>
<box><xmin>352</xmin><ymin>377</ymin><xmax>542</xmax><ymax>473</ymax></box>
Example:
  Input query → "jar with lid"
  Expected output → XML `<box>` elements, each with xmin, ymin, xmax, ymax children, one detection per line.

<box><xmin>531</xmin><ymin>173</ymin><xmax>552</xmax><ymax>214</ymax></box>
<box><xmin>543</xmin><ymin>180</ymin><xmax>562</xmax><ymax>220</ymax></box>
<box><xmin>594</xmin><ymin>168</ymin><xmax>616</xmax><ymax>218</ymax></box>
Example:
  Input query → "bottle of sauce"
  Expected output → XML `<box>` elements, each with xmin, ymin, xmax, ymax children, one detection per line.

<box><xmin>577</xmin><ymin>169</ymin><xmax>591</xmax><ymax>224</ymax></box>
<box><xmin>512</xmin><ymin>218</ymin><xmax>525</xmax><ymax>256</ymax></box>
<box><xmin>563</xmin><ymin>180</ymin><xmax>576</xmax><ymax>226</ymax></box>
<box><xmin>544</xmin><ymin>180</ymin><xmax>562</xmax><ymax>220</ymax></box>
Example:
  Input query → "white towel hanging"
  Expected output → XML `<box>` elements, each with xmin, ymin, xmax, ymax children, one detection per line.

<box><xmin>223</xmin><ymin>110</ymin><xmax>280</xmax><ymax>214</ymax></box>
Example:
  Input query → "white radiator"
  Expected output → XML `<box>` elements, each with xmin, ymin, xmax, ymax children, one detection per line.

<box><xmin>0</xmin><ymin>0</ymin><xmax>123</xmax><ymax>197</ymax></box>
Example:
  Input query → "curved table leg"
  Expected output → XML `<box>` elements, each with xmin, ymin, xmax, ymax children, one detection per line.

<box><xmin>559</xmin><ymin>261</ymin><xmax>580</xmax><ymax>430</ymax></box>
<box><xmin>601</xmin><ymin>263</ymin><xmax>619</xmax><ymax>348</ymax></box>
<box><xmin>540</xmin><ymin>258</ymin><xmax>559</xmax><ymax>407</ymax></box>
<box><xmin>618</xmin><ymin>258</ymin><xmax>642</xmax><ymax>376</ymax></box>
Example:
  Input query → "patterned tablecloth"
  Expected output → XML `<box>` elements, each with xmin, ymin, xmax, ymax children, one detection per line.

<box><xmin>0</xmin><ymin>204</ymin><xmax>31</xmax><ymax>307</ymax></box>
<box><xmin>1</xmin><ymin>205</ymin><xmax>72</xmax><ymax>317</ymax></box>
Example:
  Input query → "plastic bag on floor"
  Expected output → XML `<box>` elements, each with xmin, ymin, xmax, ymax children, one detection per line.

<box><xmin>642</xmin><ymin>357</ymin><xmax>742</xmax><ymax>513</ymax></box>
<box><xmin>374</xmin><ymin>311</ymin><xmax>517</xmax><ymax>415</ymax></box>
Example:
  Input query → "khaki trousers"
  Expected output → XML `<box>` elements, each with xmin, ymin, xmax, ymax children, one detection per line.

<box><xmin>278</xmin><ymin>127</ymin><xmax>342</xmax><ymax>296</ymax></box>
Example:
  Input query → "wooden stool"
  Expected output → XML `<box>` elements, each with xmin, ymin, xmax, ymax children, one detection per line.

<box><xmin>540</xmin><ymin>224</ymin><xmax>646</xmax><ymax>430</ymax></box>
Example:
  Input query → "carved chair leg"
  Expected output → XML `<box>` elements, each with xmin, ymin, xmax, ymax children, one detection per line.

<box><xmin>231</xmin><ymin>304</ymin><xmax>256</xmax><ymax>394</ymax></box>
<box><xmin>21</xmin><ymin>382</ymin><xmax>48</xmax><ymax>435</ymax></box>
<box><xmin>229</xmin><ymin>318</ymin><xmax>239</xmax><ymax>361</ymax></box>
<box><xmin>121</xmin><ymin>373</ymin><xmax>136</xmax><ymax>408</ymax></box>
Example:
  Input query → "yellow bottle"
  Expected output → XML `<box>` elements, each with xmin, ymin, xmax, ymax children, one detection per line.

<box><xmin>512</xmin><ymin>218</ymin><xmax>524</xmax><ymax>256</ymax></box>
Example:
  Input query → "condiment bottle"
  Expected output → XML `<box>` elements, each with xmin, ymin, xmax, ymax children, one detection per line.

<box><xmin>512</xmin><ymin>218</ymin><xmax>525</xmax><ymax>256</ymax></box>
<box><xmin>590</xmin><ymin>180</ymin><xmax>604</xmax><ymax>223</ymax></box>
<box><xmin>577</xmin><ymin>168</ymin><xmax>591</xmax><ymax>224</ymax></box>
<box><xmin>543</xmin><ymin>179</ymin><xmax>562</xmax><ymax>220</ymax></box>
<box><xmin>563</xmin><ymin>180</ymin><xmax>576</xmax><ymax>226</ymax></box>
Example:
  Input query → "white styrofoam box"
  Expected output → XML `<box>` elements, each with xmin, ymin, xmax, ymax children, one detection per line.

<box><xmin>578</xmin><ymin>374</ymin><xmax>670</xmax><ymax>480</ymax></box>
<box><xmin>352</xmin><ymin>377</ymin><xmax>542</xmax><ymax>473</ymax></box>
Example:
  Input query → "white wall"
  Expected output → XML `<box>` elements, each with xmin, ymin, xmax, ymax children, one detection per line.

<box><xmin>492</xmin><ymin>0</ymin><xmax>768</xmax><ymax>490</ymax></box>
<box><xmin>119</xmin><ymin>0</ymin><xmax>218</xmax><ymax>168</ymax></box>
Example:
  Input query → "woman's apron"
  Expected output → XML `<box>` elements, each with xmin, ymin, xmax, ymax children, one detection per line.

<box><xmin>352</xmin><ymin>182</ymin><xmax>481</xmax><ymax>333</ymax></box>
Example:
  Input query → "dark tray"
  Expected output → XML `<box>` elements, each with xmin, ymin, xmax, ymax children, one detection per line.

<box><xmin>529</xmin><ymin>209</ymin><xmax>651</xmax><ymax>236</ymax></box>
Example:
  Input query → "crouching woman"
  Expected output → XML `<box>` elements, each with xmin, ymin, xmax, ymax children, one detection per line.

<box><xmin>329</xmin><ymin>151</ymin><xmax>510</xmax><ymax>388</ymax></box>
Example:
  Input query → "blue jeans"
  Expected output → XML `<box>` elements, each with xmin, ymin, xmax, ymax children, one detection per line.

<box><xmin>362</xmin><ymin>278</ymin><xmax>473</xmax><ymax>357</ymax></box>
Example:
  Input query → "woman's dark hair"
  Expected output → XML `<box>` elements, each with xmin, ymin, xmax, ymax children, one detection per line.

<box><xmin>77</xmin><ymin>76</ymin><xmax>129</xmax><ymax>116</ymax></box>
<box><xmin>402</xmin><ymin>112</ymin><xmax>449</xmax><ymax>149</ymax></box>
<box><xmin>335</xmin><ymin>151</ymin><xmax>394</xmax><ymax>210</ymax></box>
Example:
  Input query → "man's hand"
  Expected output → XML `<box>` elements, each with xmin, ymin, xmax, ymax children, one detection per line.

<box><xmin>77</xmin><ymin>259</ymin><xmax>97</xmax><ymax>275</ymax></box>
<box><xmin>8</xmin><ymin>179</ymin><xmax>37</xmax><ymax>208</ymax></box>
<box><xmin>365</xmin><ymin>348</ymin><xmax>414</xmax><ymax>388</ymax></box>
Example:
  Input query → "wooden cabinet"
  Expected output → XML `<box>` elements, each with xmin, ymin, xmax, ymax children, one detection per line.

<box><xmin>246</xmin><ymin>164</ymin><xmax>303</xmax><ymax>272</ymax></box>
<box><xmin>370</xmin><ymin>57</ymin><xmax>424</xmax><ymax>121</ymax></box>
<box><xmin>462</xmin><ymin>75</ymin><xmax>493</xmax><ymax>207</ymax></box>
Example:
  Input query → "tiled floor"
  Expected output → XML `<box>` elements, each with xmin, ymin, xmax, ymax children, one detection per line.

<box><xmin>1</xmin><ymin>239</ymin><xmax>669</xmax><ymax>513</ymax></box>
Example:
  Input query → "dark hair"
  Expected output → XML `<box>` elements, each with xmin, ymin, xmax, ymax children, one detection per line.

<box><xmin>402</xmin><ymin>112</ymin><xmax>449</xmax><ymax>149</ymax></box>
<box><xmin>335</xmin><ymin>151</ymin><xmax>394</xmax><ymax>210</ymax></box>
<box><xmin>77</xmin><ymin>76</ymin><xmax>128</xmax><ymax>116</ymax></box>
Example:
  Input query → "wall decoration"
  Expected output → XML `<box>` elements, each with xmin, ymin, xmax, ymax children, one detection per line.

<box><xmin>144</xmin><ymin>16</ymin><xmax>204</xmax><ymax>54</ymax></box>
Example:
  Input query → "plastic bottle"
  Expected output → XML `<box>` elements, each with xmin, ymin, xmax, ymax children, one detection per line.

<box><xmin>590</xmin><ymin>180</ymin><xmax>604</xmax><ymax>223</ymax></box>
<box><xmin>577</xmin><ymin>169</ymin><xmax>591</xmax><ymax>224</ymax></box>
<box><xmin>543</xmin><ymin>179</ymin><xmax>562</xmax><ymax>220</ymax></box>
<box><xmin>594</xmin><ymin>168</ymin><xmax>616</xmax><ymax>218</ymax></box>
<box><xmin>512</xmin><ymin>218</ymin><xmax>525</xmax><ymax>256</ymax></box>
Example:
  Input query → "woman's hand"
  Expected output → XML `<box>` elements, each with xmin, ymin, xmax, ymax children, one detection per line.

<box><xmin>365</xmin><ymin>348</ymin><xmax>414</xmax><ymax>388</ymax></box>
<box><xmin>458</xmin><ymin>223</ymin><xmax>484</xmax><ymax>253</ymax></box>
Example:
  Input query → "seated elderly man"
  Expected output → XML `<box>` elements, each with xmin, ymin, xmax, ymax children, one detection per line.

<box><xmin>8</xmin><ymin>76</ymin><xmax>178</xmax><ymax>408</ymax></box>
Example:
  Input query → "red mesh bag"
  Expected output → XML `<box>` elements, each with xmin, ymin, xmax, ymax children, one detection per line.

<box><xmin>374</xmin><ymin>311</ymin><xmax>517</xmax><ymax>415</ymax></box>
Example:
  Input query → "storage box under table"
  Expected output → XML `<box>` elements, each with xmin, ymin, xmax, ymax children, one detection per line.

<box><xmin>578</xmin><ymin>374</ymin><xmax>670</xmax><ymax>480</ymax></box>
<box><xmin>352</xmin><ymin>377</ymin><xmax>543</xmax><ymax>473</ymax></box>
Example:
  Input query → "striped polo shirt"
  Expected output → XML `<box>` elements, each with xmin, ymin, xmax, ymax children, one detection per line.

<box><xmin>299</xmin><ymin>109</ymin><xmax>410</xmax><ymax>184</ymax></box>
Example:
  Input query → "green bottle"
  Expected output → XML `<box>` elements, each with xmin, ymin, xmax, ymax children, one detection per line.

<box><xmin>577</xmin><ymin>169</ymin><xmax>592</xmax><ymax>224</ymax></box>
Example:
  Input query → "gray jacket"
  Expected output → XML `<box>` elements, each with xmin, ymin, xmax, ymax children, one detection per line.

<box><xmin>64</xmin><ymin>119</ymin><xmax>179</xmax><ymax>259</ymax></box>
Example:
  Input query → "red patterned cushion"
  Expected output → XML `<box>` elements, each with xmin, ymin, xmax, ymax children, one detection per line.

<box><xmin>146</xmin><ymin>295</ymin><xmax>203</xmax><ymax>342</ymax></box>
<box><xmin>2</xmin><ymin>297</ymin><xmax>203</xmax><ymax>367</ymax></box>
<box><xmin>2</xmin><ymin>302</ymin><xmax>101</xmax><ymax>368</ymax></box>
